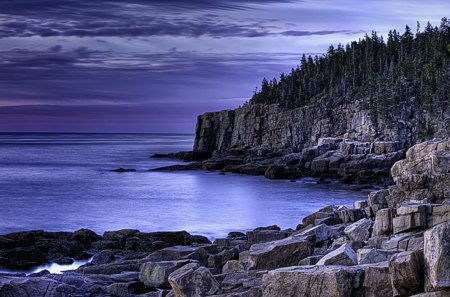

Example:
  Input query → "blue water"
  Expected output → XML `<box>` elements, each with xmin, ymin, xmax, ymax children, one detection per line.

<box><xmin>0</xmin><ymin>133</ymin><xmax>369</xmax><ymax>239</ymax></box>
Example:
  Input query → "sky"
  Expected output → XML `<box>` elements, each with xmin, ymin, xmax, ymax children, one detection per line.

<box><xmin>0</xmin><ymin>0</ymin><xmax>448</xmax><ymax>133</ymax></box>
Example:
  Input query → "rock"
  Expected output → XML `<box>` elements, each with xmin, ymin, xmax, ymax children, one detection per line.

<box><xmin>264</xmin><ymin>166</ymin><xmax>289</xmax><ymax>179</ymax></box>
<box><xmin>393</xmin><ymin>212</ymin><xmax>427</xmax><ymax>234</ymax></box>
<box><xmin>353</xmin><ymin>200</ymin><xmax>368</xmax><ymax>210</ymax></box>
<box><xmin>382</xmin><ymin>231</ymin><xmax>425</xmax><ymax>251</ymax></box>
<box><xmin>390</xmin><ymin>138</ymin><xmax>450</xmax><ymax>205</ymax></box>
<box><xmin>103</xmin><ymin>281</ymin><xmax>149</xmax><ymax>296</ymax></box>
<box><xmin>371</xmin><ymin>141</ymin><xmax>402</xmax><ymax>154</ymax></box>
<box><xmin>111</xmin><ymin>167</ymin><xmax>137</xmax><ymax>172</ymax></box>
<box><xmin>296</xmin><ymin>224</ymin><xmax>332</xmax><ymax>242</ymax></box>
<box><xmin>219</xmin><ymin>271</ymin><xmax>264</xmax><ymax>294</ymax></box>
<box><xmin>168</xmin><ymin>263</ymin><xmax>221</xmax><ymax>297</ymax></box>
<box><xmin>357</xmin><ymin>248</ymin><xmax>398</xmax><ymax>265</ymax></box>
<box><xmin>424</xmin><ymin>222</ymin><xmax>450</xmax><ymax>291</ymax></box>
<box><xmin>239</xmin><ymin>235</ymin><xmax>314</xmax><ymax>270</ymax></box>
<box><xmin>362</xmin><ymin>261</ymin><xmax>394</xmax><ymax>297</ymax></box>
<box><xmin>298</xmin><ymin>255</ymin><xmax>323</xmax><ymax>266</ymax></box>
<box><xmin>302</xmin><ymin>206</ymin><xmax>338</xmax><ymax>226</ymax></box>
<box><xmin>410</xmin><ymin>290</ymin><xmax>450</xmax><ymax>297</ymax></box>
<box><xmin>344</xmin><ymin>218</ymin><xmax>373</xmax><ymax>242</ymax></box>
<box><xmin>262</xmin><ymin>265</ymin><xmax>365</xmax><ymax>297</ymax></box>
<box><xmin>316</xmin><ymin>243</ymin><xmax>357</xmax><ymax>266</ymax></box>
<box><xmin>222</xmin><ymin>260</ymin><xmax>245</xmax><ymax>274</ymax></box>
<box><xmin>207</xmin><ymin>248</ymin><xmax>237</xmax><ymax>269</ymax></box>
<box><xmin>140</xmin><ymin>260</ymin><xmax>191</xmax><ymax>288</ymax></box>
<box><xmin>337</xmin><ymin>208</ymin><xmax>366</xmax><ymax>223</ymax></box>
<box><xmin>368</xmin><ymin>189</ymin><xmax>389</xmax><ymax>213</ymax></box>
<box><xmin>373</xmin><ymin>208</ymin><xmax>396</xmax><ymax>236</ymax></box>
<box><xmin>0</xmin><ymin>277</ymin><xmax>75</xmax><ymax>296</ymax></box>
<box><xmin>146</xmin><ymin>246</ymin><xmax>199</xmax><ymax>261</ymax></box>
<box><xmin>315</xmin><ymin>216</ymin><xmax>343</xmax><ymax>226</ymax></box>
<box><xmin>428</xmin><ymin>204</ymin><xmax>450</xmax><ymax>227</ymax></box>
<box><xmin>389</xmin><ymin>250</ymin><xmax>424</xmax><ymax>296</ymax></box>
<box><xmin>69</xmin><ymin>228</ymin><xmax>101</xmax><ymax>246</ymax></box>
<box><xmin>246</xmin><ymin>229</ymin><xmax>289</xmax><ymax>244</ymax></box>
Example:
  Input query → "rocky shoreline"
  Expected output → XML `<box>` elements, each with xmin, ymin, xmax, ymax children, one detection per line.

<box><xmin>151</xmin><ymin>137</ymin><xmax>406</xmax><ymax>186</ymax></box>
<box><xmin>0</xmin><ymin>138</ymin><xmax>449</xmax><ymax>296</ymax></box>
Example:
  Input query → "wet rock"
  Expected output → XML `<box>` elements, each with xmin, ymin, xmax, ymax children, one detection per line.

<box><xmin>111</xmin><ymin>168</ymin><xmax>137</xmax><ymax>172</ymax></box>
<box><xmin>69</xmin><ymin>228</ymin><xmax>101</xmax><ymax>246</ymax></box>
<box><xmin>168</xmin><ymin>263</ymin><xmax>221</xmax><ymax>297</ymax></box>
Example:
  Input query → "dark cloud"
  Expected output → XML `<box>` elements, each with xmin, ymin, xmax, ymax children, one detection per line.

<box><xmin>0</xmin><ymin>0</ymin><xmax>358</xmax><ymax>39</ymax></box>
<box><xmin>0</xmin><ymin>46</ymin><xmax>305</xmax><ymax>110</ymax></box>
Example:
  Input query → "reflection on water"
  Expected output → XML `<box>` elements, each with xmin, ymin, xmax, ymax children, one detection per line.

<box><xmin>0</xmin><ymin>258</ymin><xmax>91</xmax><ymax>276</ymax></box>
<box><xmin>0</xmin><ymin>133</ymin><xmax>371</xmax><ymax>239</ymax></box>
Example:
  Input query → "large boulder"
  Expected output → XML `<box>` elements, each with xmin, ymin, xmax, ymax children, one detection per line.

<box><xmin>389</xmin><ymin>250</ymin><xmax>424</xmax><ymax>296</ymax></box>
<box><xmin>168</xmin><ymin>263</ymin><xmax>221</xmax><ymax>297</ymax></box>
<box><xmin>424</xmin><ymin>222</ymin><xmax>450</xmax><ymax>292</ymax></box>
<box><xmin>390</xmin><ymin>138</ymin><xmax>450</xmax><ymax>205</ymax></box>
<box><xmin>139</xmin><ymin>260</ymin><xmax>191</xmax><ymax>288</ymax></box>
<box><xmin>344</xmin><ymin>218</ymin><xmax>373</xmax><ymax>242</ymax></box>
<box><xmin>239</xmin><ymin>235</ymin><xmax>314</xmax><ymax>270</ymax></box>
<box><xmin>263</xmin><ymin>265</ymin><xmax>364</xmax><ymax>297</ymax></box>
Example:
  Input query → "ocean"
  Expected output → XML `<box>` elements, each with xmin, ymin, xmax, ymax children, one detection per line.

<box><xmin>0</xmin><ymin>133</ymin><xmax>370</xmax><ymax>239</ymax></box>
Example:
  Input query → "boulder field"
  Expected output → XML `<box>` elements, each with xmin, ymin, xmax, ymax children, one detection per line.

<box><xmin>1</xmin><ymin>138</ymin><xmax>449</xmax><ymax>296</ymax></box>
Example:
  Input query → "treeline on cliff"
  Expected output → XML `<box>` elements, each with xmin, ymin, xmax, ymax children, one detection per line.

<box><xmin>250</xmin><ymin>18</ymin><xmax>450</xmax><ymax>134</ymax></box>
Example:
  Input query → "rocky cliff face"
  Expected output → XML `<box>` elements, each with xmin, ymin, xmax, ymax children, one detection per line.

<box><xmin>193</xmin><ymin>101</ymin><xmax>448</xmax><ymax>156</ymax></box>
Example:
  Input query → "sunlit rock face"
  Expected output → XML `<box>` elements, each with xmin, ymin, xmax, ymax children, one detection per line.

<box><xmin>389</xmin><ymin>138</ymin><xmax>450</xmax><ymax>205</ymax></box>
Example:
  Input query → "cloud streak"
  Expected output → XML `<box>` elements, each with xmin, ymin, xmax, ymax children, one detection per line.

<box><xmin>0</xmin><ymin>0</ymin><xmax>447</xmax><ymax>132</ymax></box>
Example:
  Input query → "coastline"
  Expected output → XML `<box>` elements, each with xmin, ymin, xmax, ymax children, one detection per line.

<box><xmin>1</xmin><ymin>138</ymin><xmax>449</xmax><ymax>296</ymax></box>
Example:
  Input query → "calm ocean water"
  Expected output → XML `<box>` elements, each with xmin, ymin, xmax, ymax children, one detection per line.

<box><xmin>0</xmin><ymin>133</ymin><xmax>370</xmax><ymax>239</ymax></box>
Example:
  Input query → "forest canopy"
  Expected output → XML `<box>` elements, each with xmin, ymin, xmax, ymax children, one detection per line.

<box><xmin>250</xmin><ymin>18</ymin><xmax>450</xmax><ymax>125</ymax></box>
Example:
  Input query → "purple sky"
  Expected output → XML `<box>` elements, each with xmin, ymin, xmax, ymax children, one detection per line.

<box><xmin>0</xmin><ymin>0</ymin><xmax>448</xmax><ymax>133</ymax></box>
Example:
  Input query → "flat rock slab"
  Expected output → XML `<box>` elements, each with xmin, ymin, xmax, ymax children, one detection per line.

<box><xmin>262</xmin><ymin>265</ymin><xmax>365</xmax><ymax>297</ymax></box>
<box><xmin>240</xmin><ymin>235</ymin><xmax>314</xmax><ymax>270</ymax></box>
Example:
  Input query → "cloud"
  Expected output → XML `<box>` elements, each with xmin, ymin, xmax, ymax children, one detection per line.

<box><xmin>0</xmin><ymin>0</ymin><xmax>362</xmax><ymax>39</ymax></box>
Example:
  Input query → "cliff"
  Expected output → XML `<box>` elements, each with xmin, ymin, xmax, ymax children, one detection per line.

<box><xmin>193</xmin><ymin>100</ymin><xmax>448</xmax><ymax>157</ymax></box>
